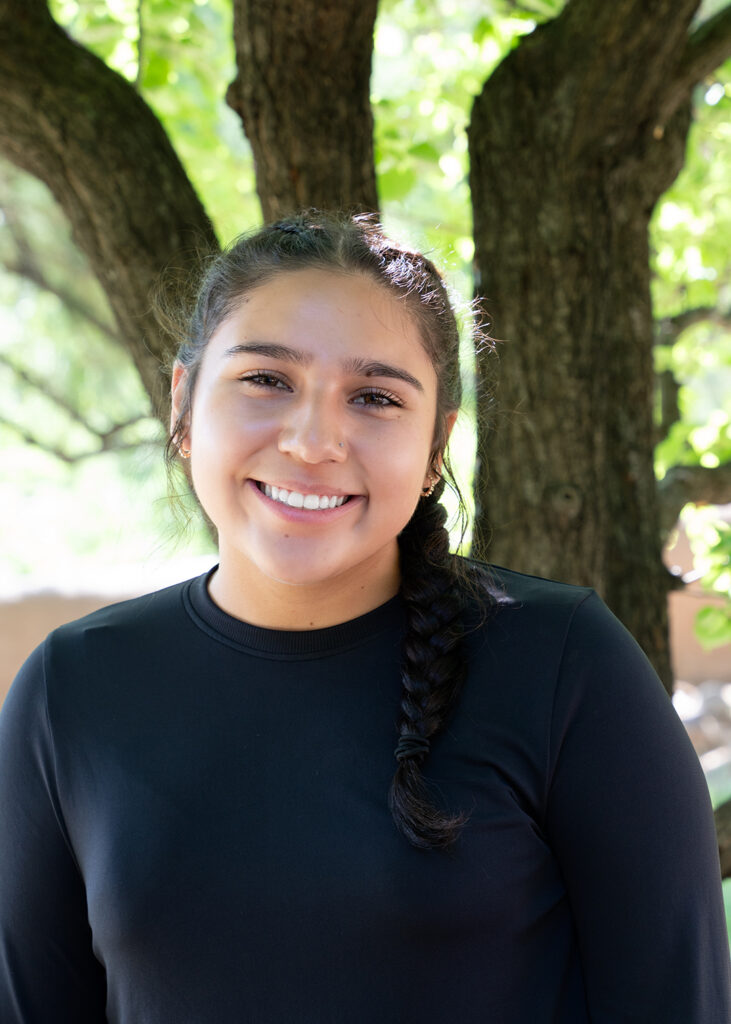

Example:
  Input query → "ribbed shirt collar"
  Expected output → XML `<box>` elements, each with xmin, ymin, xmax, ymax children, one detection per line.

<box><xmin>184</xmin><ymin>568</ymin><xmax>404</xmax><ymax>657</ymax></box>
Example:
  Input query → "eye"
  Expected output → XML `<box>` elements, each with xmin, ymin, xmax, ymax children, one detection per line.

<box><xmin>238</xmin><ymin>371</ymin><xmax>291</xmax><ymax>391</ymax></box>
<box><xmin>352</xmin><ymin>388</ymin><xmax>404</xmax><ymax>409</ymax></box>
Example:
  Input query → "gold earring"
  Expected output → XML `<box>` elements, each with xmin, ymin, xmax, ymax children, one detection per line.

<box><xmin>178</xmin><ymin>443</ymin><xmax>191</xmax><ymax>459</ymax></box>
<box><xmin>421</xmin><ymin>479</ymin><xmax>436</xmax><ymax>497</ymax></box>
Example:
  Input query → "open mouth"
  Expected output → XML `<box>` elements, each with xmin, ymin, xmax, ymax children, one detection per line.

<box><xmin>255</xmin><ymin>481</ymin><xmax>352</xmax><ymax>510</ymax></box>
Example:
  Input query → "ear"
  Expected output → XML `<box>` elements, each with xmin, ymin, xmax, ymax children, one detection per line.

<box><xmin>170</xmin><ymin>361</ymin><xmax>190</xmax><ymax>444</ymax></box>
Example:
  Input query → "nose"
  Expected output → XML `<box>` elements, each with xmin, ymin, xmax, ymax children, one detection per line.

<box><xmin>277</xmin><ymin>392</ymin><xmax>347</xmax><ymax>464</ymax></box>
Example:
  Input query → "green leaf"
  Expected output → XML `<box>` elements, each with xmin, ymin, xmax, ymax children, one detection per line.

<box><xmin>378</xmin><ymin>166</ymin><xmax>419</xmax><ymax>201</ymax></box>
<box><xmin>695</xmin><ymin>605</ymin><xmax>731</xmax><ymax>650</ymax></box>
<box><xmin>472</xmin><ymin>17</ymin><xmax>494</xmax><ymax>45</ymax></box>
<box><xmin>143</xmin><ymin>53</ymin><xmax>173</xmax><ymax>90</ymax></box>
<box><xmin>408</xmin><ymin>141</ymin><xmax>441</xmax><ymax>162</ymax></box>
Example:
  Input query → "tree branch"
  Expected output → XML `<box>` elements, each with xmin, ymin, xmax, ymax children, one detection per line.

<box><xmin>0</xmin><ymin>353</ymin><xmax>157</xmax><ymax>458</ymax></box>
<box><xmin>2</xmin><ymin>256</ymin><xmax>121</xmax><ymax>344</ymax></box>
<box><xmin>681</xmin><ymin>3</ymin><xmax>731</xmax><ymax>92</ymax></box>
<box><xmin>657</xmin><ymin>461</ymin><xmax>731</xmax><ymax>536</ymax></box>
<box><xmin>654</xmin><ymin>369</ymin><xmax>681</xmax><ymax>445</ymax></box>
<box><xmin>98</xmin><ymin>415</ymin><xmax>156</xmax><ymax>442</ymax></box>
<box><xmin>542</xmin><ymin>0</ymin><xmax>700</xmax><ymax>153</ymax></box>
<box><xmin>226</xmin><ymin>0</ymin><xmax>379</xmax><ymax>219</ymax></box>
<box><xmin>0</xmin><ymin>183</ymin><xmax>121</xmax><ymax>343</ymax></box>
<box><xmin>0</xmin><ymin>0</ymin><xmax>218</xmax><ymax>422</ymax></box>
<box><xmin>659</xmin><ymin>3</ymin><xmax>731</xmax><ymax>123</ymax></box>
<box><xmin>0</xmin><ymin>413</ymin><xmax>156</xmax><ymax>463</ymax></box>
<box><xmin>0</xmin><ymin>352</ymin><xmax>101</xmax><ymax>429</ymax></box>
<box><xmin>655</xmin><ymin>306</ymin><xmax>731</xmax><ymax>346</ymax></box>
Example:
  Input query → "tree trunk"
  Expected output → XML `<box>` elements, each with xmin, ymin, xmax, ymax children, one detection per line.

<box><xmin>227</xmin><ymin>0</ymin><xmax>379</xmax><ymax>220</ymax></box>
<box><xmin>467</xmin><ymin>0</ymin><xmax>728</xmax><ymax>689</ymax></box>
<box><xmin>0</xmin><ymin>0</ymin><xmax>217</xmax><ymax>420</ymax></box>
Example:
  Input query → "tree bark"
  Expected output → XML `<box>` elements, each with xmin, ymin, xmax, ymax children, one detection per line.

<box><xmin>0</xmin><ymin>0</ymin><xmax>217</xmax><ymax>420</ymax></box>
<box><xmin>226</xmin><ymin>0</ymin><xmax>379</xmax><ymax>220</ymax></box>
<box><xmin>468</xmin><ymin>0</ymin><xmax>731</xmax><ymax>689</ymax></box>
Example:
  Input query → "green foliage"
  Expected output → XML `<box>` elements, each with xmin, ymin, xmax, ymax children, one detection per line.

<box><xmin>654</xmin><ymin>326</ymin><xmax>731</xmax><ymax>475</ymax></box>
<box><xmin>683</xmin><ymin>512</ymin><xmax>731</xmax><ymax>649</ymax></box>
<box><xmin>373</xmin><ymin>0</ymin><xmax>548</xmax><ymax>283</ymax></box>
<box><xmin>696</xmin><ymin>603</ymin><xmax>731</xmax><ymax>648</ymax></box>
<box><xmin>651</xmin><ymin>63</ymin><xmax>731</xmax><ymax>650</ymax></box>
<box><xmin>651</xmin><ymin>69</ymin><xmax>731</xmax><ymax>319</ymax></box>
<box><xmin>0</xmin><ymin>161</ymin><xmax>211</xmax><ymax>583</ymax></box>
<box><xmin>49</xmin><ymin>0</ymin><xmax>259</xmax><ymax>237</ymax></box>
<box><xmin>0</xmin><ymin>165</ymin><xmax>155</xmax><ymax>451</ymax></box>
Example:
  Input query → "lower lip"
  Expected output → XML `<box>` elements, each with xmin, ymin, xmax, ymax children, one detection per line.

<box><xmin>248</xmin><ymin>479</ymin><xmax>364</xmax><ymax>523</ymax></box>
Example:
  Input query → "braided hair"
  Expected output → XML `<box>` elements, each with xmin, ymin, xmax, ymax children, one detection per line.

<box><xmin>392</xmin><ymin>479</ymin><xmax>471</xmax><ymax>849</ymax></box>
<box><xmin>164</xmin><ymin>211</ymin><xmax>487</xmax><ymax>850</ymax></box>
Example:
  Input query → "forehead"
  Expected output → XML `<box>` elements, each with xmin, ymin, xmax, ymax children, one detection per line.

<box><xmin>209</xmin><ymin>268</ymin><xmax>432</xmax><ymax>365</ymax></box>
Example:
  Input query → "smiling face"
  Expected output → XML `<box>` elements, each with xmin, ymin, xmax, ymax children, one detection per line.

<box><xmin>171</xmin><ymin>268</ymin><xmax>450</xmax><ymax>622</ymax></box>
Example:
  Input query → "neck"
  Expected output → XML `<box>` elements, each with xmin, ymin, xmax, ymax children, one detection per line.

<box><xmin>208</xmin><ymin>546</ymin><xmax>401</xmax><ymax>630</ymax></box>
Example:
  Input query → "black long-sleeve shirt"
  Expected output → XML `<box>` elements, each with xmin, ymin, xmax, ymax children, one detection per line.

<box><xmin>1</xmin><ymin>565</ymin><xmax>729</xmax><ymax>1022</ymax></box>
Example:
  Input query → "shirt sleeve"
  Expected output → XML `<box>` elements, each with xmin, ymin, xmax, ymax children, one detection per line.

<box><xmin>545</xmin><ymin>591</ymin><xmax>731</xmax><ymax>1022</ymax></box>
<box><xmin>0</xmin><ymin>643</ymin><xmax>107</xmax><ymax>1023</ymax></box>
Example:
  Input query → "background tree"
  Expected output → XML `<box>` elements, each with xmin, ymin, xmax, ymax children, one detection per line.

<box><xmin>0</xmin><ymin>0</ymin><xmax>730</xmax><ymax>862</ymax></box>
<box><xmin>468</xmin><ymin>0</ymin><xmax>731</xmax><ymax>687</ymax></box>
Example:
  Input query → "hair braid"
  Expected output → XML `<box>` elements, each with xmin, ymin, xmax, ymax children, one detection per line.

<box><xmin>390</xmin><ymin>484</ymin><xmax>469</xmax><ymax>850</ymax></box>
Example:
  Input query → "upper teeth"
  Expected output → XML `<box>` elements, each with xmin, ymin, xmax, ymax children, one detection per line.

<box><xmin>262</xmin><ymin>483</ymin><xmax>347</xmax><ymax>510</ymax></box>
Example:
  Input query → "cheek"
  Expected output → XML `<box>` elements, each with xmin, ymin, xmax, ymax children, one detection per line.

<box><xmin>187</xmin><ymin>400</ymin><xmax>259</xmax><ymax>514</ymax></box>
<box><xmin>362</xmin><ymin>420</ymin><xmax>433</xmax><ymax>488</ymax></box>
<box><xmin>190</xmin><ymin>394</ymin><xmax>271</xmax><ymax>455</ymax></box>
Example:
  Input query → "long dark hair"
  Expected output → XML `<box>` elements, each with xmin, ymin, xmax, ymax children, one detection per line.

<box><xmin>164</xmin><ymin>211</ymin><xmax>489</xmax><ymax>850</ymax></box>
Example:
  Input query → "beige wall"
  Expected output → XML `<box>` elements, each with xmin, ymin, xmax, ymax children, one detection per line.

<box><xmin>0</xmin><ymin>592</ymin><xmax>136</xmax><ymax>705</ymax></box>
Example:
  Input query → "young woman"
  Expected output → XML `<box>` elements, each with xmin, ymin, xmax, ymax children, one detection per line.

<box><xmin>1</xmin><ymin>213</ymin><xmax>729</xmax><ymax>1023</ymax></box>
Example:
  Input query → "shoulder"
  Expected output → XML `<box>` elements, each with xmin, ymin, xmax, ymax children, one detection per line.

<box><xmin>14</xmin><ymin>575</ymin><xmax>203</xmax><ymax>696</ymax></box>
<box><xmin>48</xmin><ymin>576</ymin><xmax>193</xmax><ymax>647</ymax></box>
<box><xmin>458</xmin><ymin>557</ymin><xmax>599</xmax><ymax>643</ymax></box>
<box><xmin>488</xmin><ymin>563</ymin><xmax>636</xmax><ymax>665</ymax></box>
<box><xmin>469</xmin><ymin>559</ymin><xmax>594</xmax><ymax>611</ymax></box>
<box><xmin>3</xmin><ymin>575</ymin><xmax>210</xmax><ymax>740</ymax></box>
<box><xmin>456</xmin><ymin>558</ymin><xmax>657</xmax><ymax>703</ymax></box>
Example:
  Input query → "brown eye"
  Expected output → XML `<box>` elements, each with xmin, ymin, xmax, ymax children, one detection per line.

<box><xmin>239</xmin><ymin>372</ymin><xmax>290</xmax><ymax>390</ymax></box>
<box><xmin>353</xmin><ymin>388</ymin><xmax>403</xmax><ymax>408</ymax></box>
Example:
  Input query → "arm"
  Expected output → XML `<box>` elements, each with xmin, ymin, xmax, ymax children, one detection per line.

<box><xmin>0</xmin><ymin>644</ymin><xmax>107</xmax><ymax>1022</ymax></box>
<box><xmin>545</xmin><ymin>592</ymin><xmax>731</xmax><ymax>1022</ymax></box>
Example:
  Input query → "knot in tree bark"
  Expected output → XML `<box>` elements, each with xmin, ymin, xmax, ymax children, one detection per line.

<box><xmin>546</xmin><ymin>482</ymin><xmax>584</xmax><ymax>528</ymax></box>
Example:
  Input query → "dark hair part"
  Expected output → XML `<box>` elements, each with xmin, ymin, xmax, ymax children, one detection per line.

<box><xmin>165</xmin><ymin>210</ymin><xmax>484</xmax><ymax>850</ymax></box>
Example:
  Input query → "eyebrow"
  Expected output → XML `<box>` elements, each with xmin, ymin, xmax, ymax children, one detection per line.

<box><xmin>223</xmin><ymin>342</ymin><xmax>424</xmax><ymax>392</ymax></box>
